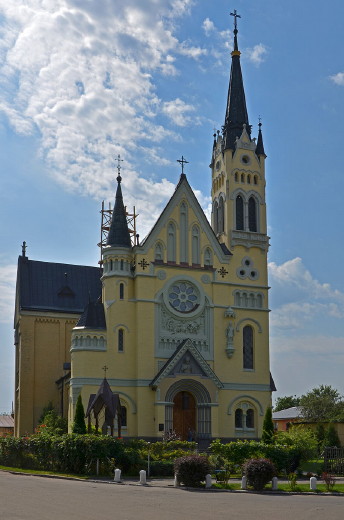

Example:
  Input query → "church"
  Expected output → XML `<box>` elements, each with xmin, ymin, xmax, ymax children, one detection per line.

<box><xmin>14</xmin><ymin>17</ymin><xmax>274</xmax><ymax>442</ymax></box>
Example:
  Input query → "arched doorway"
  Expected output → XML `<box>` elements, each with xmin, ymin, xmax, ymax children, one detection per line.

<box><xmin>173</xmin><ymin>391</ymin><xmax>196</xmax><ymax>440</ymax></box>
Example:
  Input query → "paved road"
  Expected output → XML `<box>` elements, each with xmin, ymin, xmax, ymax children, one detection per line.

<box><xmin>1</xmin><ymin>472</ymin><xmax>343</xmax><ymax>520</ymax></box>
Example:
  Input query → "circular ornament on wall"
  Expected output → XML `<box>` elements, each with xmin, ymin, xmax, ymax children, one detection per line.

<box><xmin>168</xmin><ymin>281</ymin><xmax>199</xmax><ymax>313</ymax></box>
<box><xmin>201</xmin><ymin>274</ymin><xmax>211</xmax><ymax>284</ymax></box>
<box><xmin>157</xmin><ymin>270</ymin><xmax>167</xmax><ymax>280</ymax></box>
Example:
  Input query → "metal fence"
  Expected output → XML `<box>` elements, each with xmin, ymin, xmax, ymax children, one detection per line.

<box><xmin>323</xmin><ymin>447</ymin><xmax>344</xmax><ymax>474</ymax></box>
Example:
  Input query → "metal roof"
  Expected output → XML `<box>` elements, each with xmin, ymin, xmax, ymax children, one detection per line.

<box><xmin>17</xmin><ymin>256</ymin><xmax>102</xmax><ymax>314</ymax></box>
<box><xmin>76</xmin><ymin>300</ymin><xmax>106</xmax><ymax>329</ymax></box>
<box><xmin>0</xmin><ymin>415</ymin><xmax>14</xmax><ymax>428</ymax></box>
<box><xmin>272</xmin><ymin>407</ymin><xmax>303</xmax><ymax>420</ymax></box>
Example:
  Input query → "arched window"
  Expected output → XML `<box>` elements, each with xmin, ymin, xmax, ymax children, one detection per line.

<box><xmin>192</xmin><ymin>225</ymin><xmax>200</xmax><ymax>265</ymax></box>
<box><xmin>235</xmin><ymin>172</ymin><xmax>238</xmax><ymax>182</ymax></box>
<box><xmin>204</xmin><ymin>247</ymin><xmax>213</xmax><ymax>267</ymax></box>
<box><xmin>254</xmin><ymin>175</ymin><xmax>258</xmax><ymax>185</ymax></box>
<box><xmin>248</xmin><ymin>197</ymin><xmax>257</xmax><ymax>232</ymax></box>
<box><xmin>121</xmin><ymin>406</ymin><xmax>127</xmax><ymax>427</ymax></box>
<box><xmin>180</xmin><ymin>202</ymin><xmax>188</xmax><ymax>263</ymax></box>
<box><xmin>236</xmin><ymin>195</ymin><xmax>244</xmax><ymax>230</ymax></box>
<box><xmin>167</xmin><ymin>222</ymin><xmax>176</xmax><ymax>263</ymax></box>
<box><xmin>256</xmin><ymin>294</ymin><xmax>263</xmax><ymax>308</ymax></box>
<box><xmin>154</xmin><ymin>242</ymin><xmax>163</xmax><ymax>263</ymax></box>
<box><xmin>243</xmin><ymin>325</ymin><xmax>254</xmax><ymax>369</ymax></box>
<box><xmin>110</xmin><ymin>259</ymin><xmax>113</xmax><ymax>271</ymax></box>
<box><xmin>120</xmin><ymin>259</ymin><xmax>124</xmax><ymax>270</ymax></box>
<box><xmin>118</xmin><ymin>329</ymin><xmax>124</xmax><ymax>352</ymax></box>
<box><xmin>119</xmin><ymin>283</ymin><xmax>124</xmax><ymax>300</ymax></box>
<box><xmin>246</xmin><ymin>409</ymin><xmax>254</xmax><ymax>428</ymax></box>
<box><xmin>213</xmin><ymin>201</ymin><xmax>219</xmax><ymax>235</ymax></box>
<box><xmin>241</xmin><ymin>173</ymin><xmax>245</xmax><ymax>183</ymax></box>
<box><xmin>234</xmin><ymin>292</ymin><xmax>241</xmax><ymax>306</ymax></box>
<box><xmin>247</xmin><ymin>174</ymin><xmax>251</xmax><ymax>184</ymax></box>
<box><xmin>218</xmin><ymin>197</ymin><xmax>224</xmax><ymax>233</ymax></box>
<box><xmin>235</xmin><ymin>408</ymin><xmax>243</xmax><ymax>428</ymax></box>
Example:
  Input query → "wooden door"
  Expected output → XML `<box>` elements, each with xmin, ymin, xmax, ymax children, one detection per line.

<box><xmin>173</xmin><ymin>391</ymin><xmax>196</xmax><ymax>440</ymax></box>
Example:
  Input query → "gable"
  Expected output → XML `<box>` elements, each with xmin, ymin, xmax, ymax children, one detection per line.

<box><xmin>150</xmin><ymin>338</ymin><xmax>223</xmax><ymax>389</ymax></box>
<box><xmin>136</xmin><ymin>175</ymin><xmax>231</xmax><ymax>264</ymax></box>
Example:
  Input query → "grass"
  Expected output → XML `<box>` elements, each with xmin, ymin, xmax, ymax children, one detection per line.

<box><xmin>299</xmin><ymin>459</ymin><xmax>324</xmax><ymax>475</ymax></box>
<box><xmin>0</xmin><ymin>465</ymin><xmax>88</xmax><ymax>479</ymax></box>
<box><xmin>213</xmin><ymin>480</ymin><xmax>344</xmax><ymax>493</ymax></box>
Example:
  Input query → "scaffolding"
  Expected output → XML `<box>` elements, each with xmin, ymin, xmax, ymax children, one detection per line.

<box><xmin>98</xmin><ymin>201</ymin><xmax>138</xmax><ymax>265</ymax></box>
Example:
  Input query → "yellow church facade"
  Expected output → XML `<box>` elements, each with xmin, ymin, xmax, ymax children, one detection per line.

<box><xmin>14</xmin><ymin>20</ymin><xmax>274</xmax><ymax>442</ymax></box>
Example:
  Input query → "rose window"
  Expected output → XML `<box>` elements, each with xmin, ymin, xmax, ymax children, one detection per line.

<box><xmin>168</xmin><ymin>282</ymin><xmax>199</xmax><ymax>313</ymax></box>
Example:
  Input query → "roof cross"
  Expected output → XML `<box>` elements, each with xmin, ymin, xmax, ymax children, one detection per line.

<box><xmin>177</xmin><ymin>155</ymin><xmax>189</xmax><ymax>174</ymax></box>
<box><xmin>230</xmin><ymin>9</ymin><xmax>241</xmax><ymax>30</ymax></box>
<box><xmin>102</xmin><ymin>365</ymin><xmax>109</xmax><ymax>378</ymax></box>
<box><xmin>22</xmin><ymin>241</ymin><xmax>27</xmax><ymax>257</ymax></box>
<box><xmin>115</xmin><ymin>154</ymin><xmax>124</xmax><ymax>182</ymax></box>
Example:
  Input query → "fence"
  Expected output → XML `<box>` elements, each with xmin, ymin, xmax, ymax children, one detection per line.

<box><xmin>323</xmin><ymin>447</ymin><xmax>344</xmax><ymax>474</ymax></box>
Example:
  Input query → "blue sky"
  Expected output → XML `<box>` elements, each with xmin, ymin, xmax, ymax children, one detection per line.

<box><xmin>1</xmin><ymin>0</ymin><xmax>344</xmax><ymax>413</ymax></box>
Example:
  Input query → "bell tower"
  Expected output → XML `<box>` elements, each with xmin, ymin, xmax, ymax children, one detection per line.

<box><xmin>211</xmin><ymin>11</ymin><xmax>269</xmax><ymax>259</ymax></box>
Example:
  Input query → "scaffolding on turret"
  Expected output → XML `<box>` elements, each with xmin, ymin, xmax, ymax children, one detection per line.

<box><xmin>98</xmin><ymin>201</ymin><xmax>138</xmax><ymax>265</ymax></box>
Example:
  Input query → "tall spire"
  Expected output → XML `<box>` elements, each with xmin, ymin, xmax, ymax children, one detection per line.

<box><xmin>223</xmin><ymin>10</ymin><xmax>250</xmax><ymax>151</ymax></box>
<box><xmin>106</xmin><ymin>156</ymin><xmax>131</xmax><ymax>248</ymax></box>
<box><xmin>256</xmin><ymin>118</ymin><xmax>266</xmax><ymax>157</ymax></box>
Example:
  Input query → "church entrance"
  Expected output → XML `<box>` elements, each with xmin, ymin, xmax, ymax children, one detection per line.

<box><xmin>173</xmin><ymin>391</ymin><xmax>196</xmax><ymax>440</ymax></box>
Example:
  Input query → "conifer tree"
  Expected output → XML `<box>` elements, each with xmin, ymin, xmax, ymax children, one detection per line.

<box><xmin>72</xmin><ymin>394</ymin><xmax>86</xmax><ymax>434</ymax></box>
<box><xmin>323</xmin><ymin>424</ymin><xmax>341</xmax><ymax>448</ymax></box>
<box><xmin>261</xmin><ymin>406</ymin><xmax>274</xmax><ymax>444</ymax></box>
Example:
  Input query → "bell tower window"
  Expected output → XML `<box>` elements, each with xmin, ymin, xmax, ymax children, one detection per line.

<box><xmin>236</xmin><ymin>195</ymin><xmax>244</xmax><ymax>230</ymax></box>
<box><xmin>248</xmin><ymin>197</ymin><xmax>257</xmax><ymax>232</ymax></box>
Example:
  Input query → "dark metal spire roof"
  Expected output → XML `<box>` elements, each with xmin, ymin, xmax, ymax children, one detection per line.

<box><xmin>76</xmin><ymin>300</ymin><xmax>106</xmax><ymax>329</ymax></box>
<box><xmin>106</xmin><ymin>173</ymin><xmax>131</xmax><ymax>248</ymax></box>
<box><xmin>255</xmin><ymin>121</ymin><xmax>266</xmax><ymax>157</ymax></box>
<box><xmin>223</xmin><ymin>20</ymin><xmax>250</xmax><ymax>151</ymax></box>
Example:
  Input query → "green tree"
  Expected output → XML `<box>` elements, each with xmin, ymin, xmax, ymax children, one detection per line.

<box><xmin>72</xmin><ymin>395</ymin><xmax>86</xmax><ymax>434</ymax></box>
<box><xmin>275</xmin><ymin>425</ymin><xmax>318</xmax><ymax>464</ymax></box>
<box><xmin>274</xmin><ymin>395</ymin><xmax>300</xmax><ymax>412</ymax></box>
<box><xmin>261</xmin><ymin>407</ymin><xmax>274</xmax><ymax>444</ymax></box>
<box><xmin>315</xmin><ymin>423</ymin><xmax>326</xmax><ymax>453</ymax></box>
<box><xmin>299</xmin><ymin>385</ymin><xmax>344</xmax><ymax>422</ymax></box>
<box><xmin>323</xmin><ymin>424</ymin><xmax>341</xmax><ymax>448</ymax></box>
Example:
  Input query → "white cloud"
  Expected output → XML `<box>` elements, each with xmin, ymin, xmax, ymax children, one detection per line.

<box><xmin>202</xmin><ymin>18</ymin><xmax>215</xmax><ymax>37</ymax></box>
<box><xmin>243</xmin><ymin>43</ymin><xmax>268</xmax><ymax>66</ymax></box>
<box><xmin>162</xmin><ymin>98</ymin><xmax>196</xmax><ymax>126</ymax></box>
<box><xmin>0</xmin><ymin>265</ymin><xmax>17</xmax><ymax>324</ymax></box>
<box><xmin>330</xmin><ymin>72</ymin><xmax>344</xmax><ymax>86</ymax></box>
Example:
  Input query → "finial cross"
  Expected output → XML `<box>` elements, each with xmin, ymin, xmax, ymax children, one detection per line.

<box><xmin>22</xmin><ymin>241</ymin><xmax>27</xmax><ymax>257</ymax></box>
<box><xmin>230</xmin><ymin>9</ymin><xmax>241</xmax><ymax>30</ymax></box>
<box><xmin>115</xmin><ymin>154</ymin><xmax>124</xmax><ymax>177</ymax></box>
<box><xmin>102</xmin><ymin>365</ymin><xmax>109</xmax><ymax>377</ymax></box>
<box><xmin>177</xmin><ymin>155</ymin><xmax>189</xmax><ymax>174</ymax></box>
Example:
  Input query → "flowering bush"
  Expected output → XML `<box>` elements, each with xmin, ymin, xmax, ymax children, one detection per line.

<box><xmin>242</xmin><ymin>458</ymin><xmax>276</xmax><ymax>491</ymax></box>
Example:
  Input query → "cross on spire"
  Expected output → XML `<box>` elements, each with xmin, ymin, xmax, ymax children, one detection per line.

<box><xmin>22</xmin><ymin>241</ymin><xmax>27</xmax><ymax>257</ymax></box>
<box><xmin>102</xmin><ymin>365</ymin><xmax>109</xmax><ymax>378</ymax></box>
<box><xmin>177</xmin><ymin>155</ymin><xmax>189</xmax><ymax>175</ymax></box>
<box><xmin>230</xmin><ymin>9</ymin><xmax>241</xmax><ymax>31</ymax></box>
<box><xmin>115</xmin><ymin>154</ymin><xmax>124</xmax><ymax>182</ymax></box>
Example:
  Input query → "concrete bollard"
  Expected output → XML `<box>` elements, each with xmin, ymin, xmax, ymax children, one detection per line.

<box><xmin>241</xmin><ymin>476</ymin><xmax>247</xmax><ymax>489</ymax></box>
<box><xmin>310</xmin><ymin>476</ymin><xmax>317</xmax><ymax>491</ymax></box>
<box><xmin>205</xmin><ymin>474</ymin><xmax>212</xmax><ymax>489</ymax></box>
<box><xmin>140</xmin><ymin>469</ymin><xmax>147</xmax><ymax>485</ymax></box>
<box><xmin>272</xmin><ymin>476</ymin><xmax>278</xmax><ymax>490</ymax></box>
<box><xmin>174</xmin><ymin>474</ymin><xmax>180</xmax><ymax>487</ymax></box>
<box><xmin>114</xmin><ymin>468</ymin><xmax>121</xmax><ymax>482</ymax></box>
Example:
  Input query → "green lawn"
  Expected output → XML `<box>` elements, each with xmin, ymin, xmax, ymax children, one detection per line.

<box><xmin>213</xmin><ymin>480</ymin><xmax>344</xmax><ymax>493</ymax></box>
<box><xmin>0</xmin><ymin>465</ymin><xmax>88</xmax><ymax>479</ymax></box>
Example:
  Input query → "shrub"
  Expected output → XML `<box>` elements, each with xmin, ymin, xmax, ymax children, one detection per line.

<box><xmin>322</xmin><ymin>472</ymin><xmax>336</xmax><ymax>491</ymax></box>
<box><xmin>72</xmin><ymin>395</ymin><xmax>86</xmax><ymax>434</ymax></box>
<box><xmin>174</xmin><ymin>455</ymin><xmax>210</xmax><ymax>487</ymax></box>
<box><xmin>242</xmin><ymin>458</ymin><xmax>276</xmax><ymax>491</ymax></box>
<box><xmin>288</xmin><ymin>472</ymin><xmax>298</xmax><ymax>491</ymax></box>
<box><xmin>261</xmin><ymin>407</ymin><xmax>274</xmax><ymax>444</ymax></box>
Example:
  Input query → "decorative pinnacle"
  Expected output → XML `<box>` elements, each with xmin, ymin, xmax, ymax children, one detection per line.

<box><xmin>177</xmin><ymin>155</ymin><xmax>189</xmax><ymax>175</ymax></box>
<box><xmin>115</xmin><ymin>154</ymin><xmax>123</xmax><ymax>183</ymax></box>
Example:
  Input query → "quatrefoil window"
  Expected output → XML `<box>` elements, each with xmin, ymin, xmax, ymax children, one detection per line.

<box><xmin>168</xmin><ymin>282</ymin><xmax>199</xmax><ymax>313</ymax></box>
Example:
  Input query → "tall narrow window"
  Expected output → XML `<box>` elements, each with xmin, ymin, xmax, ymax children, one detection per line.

<box><xmin>248</xmin><ymin>197</ymin><xmax>257</xmax><ymax>232</ymax></box>
<box><xmin>243</xmin><ymin>325</ymin><xmax>254</xmax><ymax>369</ymax></box>
<box><xmin>204</xmin><ymin>247</ymin><xmax>213</xmax><ymax>267</ymax></box>
<box><xmin>167</xmin><ymin>222</ymin><xmax>176</xmax><ymax>262</ymax></box>
<box><xmin>213</xmin><ymin>201</ymin><xmax>219</xmax><ymax>234</ymax></box>
<box><xmin>180</xmin><ymin>202</ymin><xmax>188</xmax><ymax>263</ymax></box>
<box><xmin>218</xmin><ymin>197</ymin><xmax>224</xmax><ymax>233</ymax></box>
<box><xmin>236</xmin><ymin>195</ymin><xmax>244</xmax><ymax>230</ymax></box>
<box><xmin>119</xmin><ymin>283</ymin><xmax>124</xmax><ymax>300</ymax></box>
<box><xmin>246</xmin><ymin>409</ymin><xmax>254</xmax><ymax>428</ymax></box>
<box><xmin>121</xmin><ymin>406</ymin><xmax>127</xmax><ymax>427</ymax></box>
<box><xmin>235</xmin><ymin>408</ymin><xmax>243</xmax><ymax>428</ymax></box>
<box><xmin>192</xmin><ymin>225</ymin><xmax>200</xmax><ymax>265</ymax></box>
<box><xmin>155</xmin><ymin>242</ymin><xmax>163</xmax><ymax>262</ymax></box>
<box><xmin>118</xmin><ymin>329</ymin><xmax>124</xmax><ymax>352</ymax></box>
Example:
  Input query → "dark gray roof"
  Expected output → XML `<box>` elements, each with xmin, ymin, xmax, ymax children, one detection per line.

<box><xmin>76</xmin><ymin>300</ymin><xmax>106</xmax><ymax>329</ymax></box>
<box><xmin>223</xmin><ymin>29</ymin><xmax>250</xmax><ymax>151</ymax></box>
<box><xmin>0</xmin><ymin>415</ymin><xmax>14</xmax><ymax>428</ymax></box>
<box><xmin>16</xmin><ymin>256</ymin><xmax>102</xmax><ymax>314</ymax></box>
<box><xmin>106</xmin><ymin>176</ymin><xmax>131</xmax><ymax>248</ymax></box>
<box><xmin>256</xmin><ymin>124</ymin><xmax>266</xmax><ymax>156</ymax></box>
<box><xmin>272</xmin><ymin>407</ymin><xmax>303</xmax><ymax>420</ymax></box>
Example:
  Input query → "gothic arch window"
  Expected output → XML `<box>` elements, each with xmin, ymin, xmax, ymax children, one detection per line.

<box><xmin>121</xmin><ymin>405</ymin><xmax>127</xmax><ymax>427</ymax></box>
<box><xmin>234</xmin><ymin>172</ymin><xmax>238</xmax><ymax>182</ymax></box>
<box><xmin>241</xmin><ymin>173</ymin><xmax>245</xmax><ymax>183</ymax></box>
<box><xmin>192</xmin><ymin>225</ymin><xmax>200</xmax><ymax>265</ymax></box>
<box><xmin>246</xmin><ymin>408</ymin><xmax>254</xmax><ymax>428</ymax></box>
<box><xmin>256</xmin><ymin>294</ymin><xmax>263</xmax><ymax>308</ymax></box>
<box><xmin>234</xmin><ymin>291</ymin><xmax>241</xmax><ymax>306</ymax></box>
<box><xmin>236</xmin><ymin>195</ymin><xmax>244</xmax><ymax>230</ymax></box>
<box><xmin>120</xmin><ymin>259</ymin><xmax>124</xmax><ymax>270</ymax></box>
<box><xmin>218</xmin><ymin>197</ymin><xmax>224</xmax><ymax>234</ymax></box>
<box><xmin>204</xmin><ymin>247</ymin><xmax>213</xmax><ymax>267</ymax></box>
<box><xmin>234</xmin><ymin>402</ymin><xmax>256</xmax><ymax>434</ymax></box>
<box><xmin>248</xmin><ymin>197</ymin><xmax>257</xmax><ymax>232</ymax></box>
<box><xmin>119</xmin><ymin>283</ymin><xmax>124</xmax><ymax>300</ymax></box>
<box><xmin>118</xmin><ymin>328</ymin><xmax>124</xmax><ymax>352</ymax></box>
<box><xmin>243</xmin><ymin>325</ymin><xmax>254</xmax><ymax>369</ymax></box>
<box><xmin>110</xmin><ymin>259</ymin><xmax>113</xmax><ymax>271</ymax></box>
<box><xmin>154</xmin><ymin>242</ymin><xmax>164</xmax><ymax>263</ymax></box>
<box><xmin>247</xmin><ymin>174</ymin><xmax>251</xmax><ymax>184</ymax></box>
<box><xmin>213</xmin><ymin>201</ymin><xmax>219</xmax><ymax>234</ymax></box>
<box><xmin>180</xmin><ymin>202</ymin><xmax>188</xmax><ymax>263</ymax></box>
<box><xmin>254</xmin><ymin>175</ymin><xmax>258</xmax><ymax>185</ymax></box>
<box><xmin>167</xmin><ymin>222</ymin><xmax>176</xmax><ymax>263</ymax></box>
